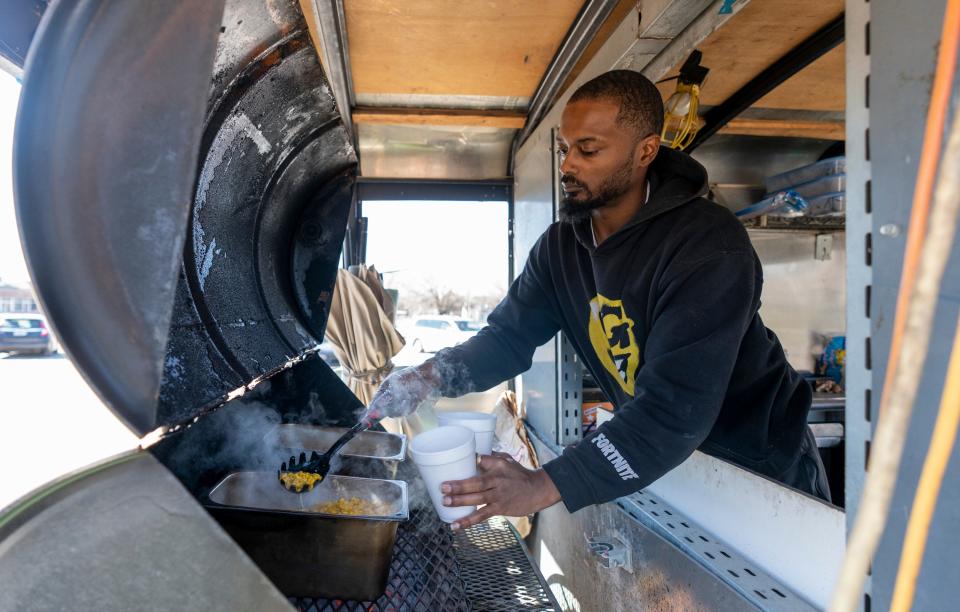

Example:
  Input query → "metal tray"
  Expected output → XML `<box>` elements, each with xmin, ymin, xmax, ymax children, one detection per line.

<box><xmin>780</xmin><ymin>173</ymin><xmax>846</xmax><ymax>200</ymax></box>
<box><xmin>735</xmin><ymin>192</ymin><xmax>806</xmax><ymax>220</ymax></box>
<box><xmin>737</xmin><ymin>191</ymin><xmax>845</xmax><ymax>220</ymax></box>
<box><xmin>765</xmin><ymin>156</ymin><xmax>846</xmax><ymax>193</ymax></box>
<box><xmin>804</xmin><ymin>192</ymin><xmax>846</xmax><ymax>217</ymax></box>
<box><xmin>206</xmin><ymin>471</ymin><xmax>408</xmax><ymax>600</ymax></box>
<box><xmin>263</xmin><ymin>424</ymin><xmax>407</xmax><ymax>479</ymax></box>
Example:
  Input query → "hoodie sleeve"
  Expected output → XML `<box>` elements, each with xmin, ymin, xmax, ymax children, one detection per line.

<box><xmin>433</xmin><ymin>235</ymin><xmax>561</xmax><ymax>397</ymax></box>
<box><xmin>542</xmin><ymin>251</ymin><xmax>759</xmax><ymax>512</ymax></box>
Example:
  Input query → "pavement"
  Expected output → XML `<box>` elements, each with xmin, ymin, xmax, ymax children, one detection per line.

<box><xmin>0</xmin><ymin>352</ymin><xmax>138</xmax><ymax>511</ymax></box>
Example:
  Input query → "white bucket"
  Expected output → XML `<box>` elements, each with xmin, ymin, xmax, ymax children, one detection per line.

<box><xmin>409</xmin><ymin>425</ymin><xmax>477</xmax><ymax>523</ymax></box>
<box><xmin>437</xmin><ymin>411</ymin><xmax>497</xmax><ymax>455</ymax></box>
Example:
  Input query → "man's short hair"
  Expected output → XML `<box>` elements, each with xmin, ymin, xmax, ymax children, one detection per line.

<box><xmin>568</xmin><ymin>70</ymin><xmax>664</xmax><ymax>139</ymax></box>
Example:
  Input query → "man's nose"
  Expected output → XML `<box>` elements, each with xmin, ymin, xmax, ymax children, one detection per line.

<box><xmin>559</xmin><ymin>154</ymin><xmax>576</xmax><ymax>177</ymax></box>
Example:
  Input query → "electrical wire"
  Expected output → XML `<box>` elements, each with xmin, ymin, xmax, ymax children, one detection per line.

<box><xmin>830</xmin><ymin>2</ymin><xmax>960</xmax><ymax>605</ymax></box>
<box><xmin>880</xmin><ymin>0</ymin><xmax>960</xmax><ymax>414</ymax></box>
<box><xmin>890</xmin><ymin>314</ymin><xmax>960</xmax><ymax>611</ymax></box>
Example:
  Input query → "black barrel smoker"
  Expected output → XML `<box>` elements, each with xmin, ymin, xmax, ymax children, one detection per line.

<box><xmin>0</xmin><ymin>1</ymin><xmax>558</xmax><ymax>610</ymax></box>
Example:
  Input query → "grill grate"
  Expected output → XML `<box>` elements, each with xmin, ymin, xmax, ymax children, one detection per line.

<box><xmin>291</xmin><ymin>505</ymin><xmax>470</xmax><ymax>611</ymax></box>
<box><xmin>290</xmin><ymin>466</ymin><xmax>559</xmax><ymax>611</ymax></box>
<box><xmin>454</xmin><ymin>517</ymin><xmax>557</xmax><ymax>612</ymax></box>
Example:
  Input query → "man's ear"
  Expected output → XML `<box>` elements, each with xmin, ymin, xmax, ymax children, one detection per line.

<box><xmin>634</xmin><ymin>133</ymin><xmax>661</xmax><ymax>169</ymax></box>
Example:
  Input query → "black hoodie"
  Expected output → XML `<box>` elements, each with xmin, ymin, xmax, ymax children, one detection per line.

<box><xmin>437</xmin><ymin>146</ymin><xmax>811</xmax><ymax>513</ymax></box>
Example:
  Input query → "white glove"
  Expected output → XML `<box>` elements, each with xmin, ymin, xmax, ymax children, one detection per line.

<box><xmin>364</xmin><ymin>364</ymin><xmax>440</xmax><ymax>420</ymax></box>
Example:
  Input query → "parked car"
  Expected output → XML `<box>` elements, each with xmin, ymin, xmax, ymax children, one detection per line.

<box><xmin>406</xmin><ymin>316</ymin><xmax>483</xmax><ymax>353</ymax></box>
<box><xmin>0</xmin><ymin>313</ymin><xmax>55</xmax><ymax>356</ymax></box>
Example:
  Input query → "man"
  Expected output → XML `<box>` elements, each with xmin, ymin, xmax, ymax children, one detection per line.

<box><xmin>366</xmin><ymin>70</ymin><xmax>831</xmax><ymax>531</ymax></box>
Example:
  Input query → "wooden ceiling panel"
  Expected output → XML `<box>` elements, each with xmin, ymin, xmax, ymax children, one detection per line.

<box><xmin>345</xmin><ymin>0</ymin><xmax>585</xmax><ymax>99</ymax></box>
<box><xmin>654</xmin><ymin>0</ymin><xmax>845</xmax><ymax>140</ymax></box>
<box><xmin>719</xmin><ymin>117</ymin><xmax>844</xmax><ymax>140</ymax></box>
<box><xmin>655</xmin><ymin>1</ymin><xmax>843</xmax><ymax>102</ymax></box>
<box><xmin>753</xmin><ymin>43</ymin><xmax>845</xmax><ymax>111</ymax></box>
<box><xmin>684</xmin><ymin>0</ymin><xmax>843</xmax><ymax>106</ymax></box>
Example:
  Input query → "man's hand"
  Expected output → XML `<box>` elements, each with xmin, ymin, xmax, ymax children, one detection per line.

<box><xmin>441</xmin><ymin>452</ymin><xmax>562</xmax><ymax>531</ymax></box>
<box><xmin>364</xmin><ymin>363</ymin><xmax>440</xmax><ymax>420</ymax></box>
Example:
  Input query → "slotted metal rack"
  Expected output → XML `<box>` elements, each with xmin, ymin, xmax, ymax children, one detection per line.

<box><xmin>291</xmin><ymin>471</ymin><xmax>559</xmax><ymax>612</ymax></box>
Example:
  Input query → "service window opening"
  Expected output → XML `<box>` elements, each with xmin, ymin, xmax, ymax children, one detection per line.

<box><xmin>361</xmin><ymin>199</ymin><xmax>509</xmax><ymax>366</ymax></box>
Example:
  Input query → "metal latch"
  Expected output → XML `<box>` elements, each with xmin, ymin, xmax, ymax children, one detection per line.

<box><xmin>585</xmin><ymin>532</ymin><xmax>633</xmax><ymax>573</ymax></box>
<box><xmin>815</xmin><ymin>233</ymin><xmax>833</xmax><ymax>260</ymax></box>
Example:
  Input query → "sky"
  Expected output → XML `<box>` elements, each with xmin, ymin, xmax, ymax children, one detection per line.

<box><xmin>0</xmin><ymin>71</ymin><xmax>27</xmax><ymax>288</ymax></box>
<box><xmin>363</xmin><ymin>200</ymin><xmax>509</xmax><ymax>299</ymax></box>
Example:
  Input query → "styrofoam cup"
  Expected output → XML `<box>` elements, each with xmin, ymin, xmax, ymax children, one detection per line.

<box><xmin>437</xmin><ymin>411</ymin><xmax>497</xmax><ymax>455</ymax></box>
<box><xmin>410</xmin><ymin>425</ymin><xmax>477</xmax><ymax>523</ymax></box>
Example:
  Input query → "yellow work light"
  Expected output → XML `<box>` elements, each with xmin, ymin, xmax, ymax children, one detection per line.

<box><xmin>661</xmin><ymin>51</ymin><xmax>709</xmax><ymax>151</ymax></box>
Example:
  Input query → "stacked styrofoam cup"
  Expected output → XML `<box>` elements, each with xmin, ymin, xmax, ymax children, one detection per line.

<box><xmin>437</xmin><ymin>411</ymin><xmax>497</xmax><ymax>455</ymax></box>
<box><xmin>409</xmin><ymin>425</ymin><xmax>477</xmax><ymax>523</ymax></box>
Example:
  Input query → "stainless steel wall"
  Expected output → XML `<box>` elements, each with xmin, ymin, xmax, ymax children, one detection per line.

<box><xmin>512</xmin><ymin>126</ymin><xmax>560</xmax><ymax>442</ymax></box>
<box><xmin>691</xmin><ymin>134</ymin><xmax>837</xmax><ymax>213</ymax></box>
<box><xmin>750</xmin><ymin>230</ymin><xmax>846</xmax><ymax>372</ymax></box>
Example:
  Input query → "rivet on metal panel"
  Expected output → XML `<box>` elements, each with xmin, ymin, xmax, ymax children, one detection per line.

<box><xmin>879</xmin><ymin>223</ymin><xmax>901</xmax><ymax>237</ymax></box>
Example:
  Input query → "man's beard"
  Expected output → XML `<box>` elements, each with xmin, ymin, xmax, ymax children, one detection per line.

<box><xmin>558</xmin><ymin>153</ymin><xmax>635</xmax><ymax>224</ymax></box>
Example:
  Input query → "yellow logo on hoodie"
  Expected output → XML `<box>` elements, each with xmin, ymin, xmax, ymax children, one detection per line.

<box><xmin>588</xmin><ymin>295</ymin><xmax>640</xmax><ymax>396</ymax></box>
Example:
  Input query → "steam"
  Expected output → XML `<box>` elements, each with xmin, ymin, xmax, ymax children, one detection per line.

<box><xmin>430</xmin><ymin>350</ymin><xmax>478</xmax><ymax>397</ymax></box>
<box><xmin>164</xmin><ymin>397</ymin><xmax>283</xmax><ymax>486</ymax></box>
<box><xmin>157</xmin><ymin>359</ymin><xmax>478</xmax><ymax>525</ymax></box>
<box><xmin>364</xmin><ymin>367</ymin><xmax>439</xmax><ymax>420</ymax></box>
<box><xmin>291</xmin><ymin>389</ymin><xmax>329</xmax><ymax>425</ymax></box>
<box><xmin>363</xmin><ymin>351</ymin><xmax>477</xmax><ymax>421</ymax></box>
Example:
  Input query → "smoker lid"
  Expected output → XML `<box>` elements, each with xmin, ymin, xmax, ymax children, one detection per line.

<box><xmin>0</xmin><ymin>452</ymin><xmax>294</xmax><ymax>611</ymax></box>
<box><xmin>14</xmin><ymin>0</ymin><xmax>357</xmax><ymax>436</ymax></box>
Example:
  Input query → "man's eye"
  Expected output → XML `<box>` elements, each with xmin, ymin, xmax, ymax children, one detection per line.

<box><xmin>581</xmin><ymin>149</ymin><xmax>598</xmax><ymax>156</ymax></box>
